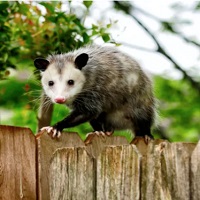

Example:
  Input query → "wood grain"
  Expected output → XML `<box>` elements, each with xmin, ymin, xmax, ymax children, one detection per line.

<box><xmin>96</xmin><ymin>145</ymin><xmax>141</xmax><ymax>200</ymax></box>
<box><xmin>0</xmin><ymin>125</ymin><xmax>198</xmax><ymax>200</ymax></box>
<box><xmin>37</xmin><ymin>132</ymin><xmax>85</xmax><ymax>200</ymax></box>
<box><xmin>49</xmin><ymin>147</ymin><xmax>94</xmax><ymax>200</ymax></box>
<box><xmin>140</xmin><ymin>141</ymin><xmax>196</xmax><ymax>200</ymax></box>
<box><xmin>37</xmin><ymin>131</ymin><xmax>129</xmax><ymax>200</ymax></box>
<box><xmin>37</xmin><ymin>132</ymin><xmax>199</xmax><ymax>200</ymax></box>
<box><xmin>190</xmin><ymin>140</ymin><xmax>200</xmax><ymax>200</ymax></box>
<box><xmin>0</xmin><ymin>125</ymin><xmax>36</xmax><ymax>200</ymax></box>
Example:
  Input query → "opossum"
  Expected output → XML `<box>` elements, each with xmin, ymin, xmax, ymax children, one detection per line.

<box><xmin>34</xmin><ymin>45</ymin><xmax>156</xmax><ymax>143</ymax></box>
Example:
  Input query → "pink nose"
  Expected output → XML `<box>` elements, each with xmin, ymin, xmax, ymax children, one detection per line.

<box><xmin>54</xmin><ymin>97</ymin><xmax>66</xmax><ymax>104</ymax></box>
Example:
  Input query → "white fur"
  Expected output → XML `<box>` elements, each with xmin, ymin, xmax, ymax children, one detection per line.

<box><xmin>41</xmin><ymin>62</ymin><xmax>86</xmax><ymax>104</ymax></box>
<box><xmin>126</xmin><ymin>72</ymin><xmax>139</xmax><ymax>92</ymax></box>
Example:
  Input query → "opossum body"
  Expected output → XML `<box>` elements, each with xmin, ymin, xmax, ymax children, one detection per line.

<box><xmin>34</xmin><ymin>45</ymin><xmax>155</xmax><ymax>141</ymax></box>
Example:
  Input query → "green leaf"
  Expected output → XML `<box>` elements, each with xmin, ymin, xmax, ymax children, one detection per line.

<box><xmin>106</xmin><ymin>23</ymin><xmax>112</xmax><ymax>29</ymax></box>
<box><xmin>47</xmin><ymin>16</ymin><xmax>57</xmax><ymax>23</ymax></box>
<box><xmin>102</xmin><ymin>33</ymin><xmax>110</xmax><ymax>42</ymax></box>
<box><xmin>40</xmin><ymin>2</ymin><xmax>55</xmax><ymax>14</ymax></box>
<box><xmin>82</xmin><ymin>32</ymin><xmax>89</xmax><ymax>43</ymax></box>
<box><xmin>18</xmin><ymin>2</ymin><xmax>29</xmax><ymax>15</ymax></box>
<box><xmin>161</xmin><ymin>21</ymin><xmax>175</xmax><ymax>33</ymax></box>
<box><xmin>92</xmin><ymin>24</ymin><xmax>98</xmax><ymax>29</ymax></box>
<box><xmin>83</xmin><ymin>1</ymin><xmax>93</xmax><ymax>9</ymax></box>
<box><xmin>113</xmin><ymin>1</ymin><xmax>132</xmax><ymax>14</ymax></box>
<box><xmin>3</xmin><ymin>53</ymin><xmax>8</xmax><ymax>62</ymax></box>
<box><xmin>0</xmin><ymin>2</ymin><xmax>9</xmax><ymax>11</ymax></box>
<box><xmin>195</xmin><ymin>2</ymin><xmax>200</xmax><ymax>10</ymax></box>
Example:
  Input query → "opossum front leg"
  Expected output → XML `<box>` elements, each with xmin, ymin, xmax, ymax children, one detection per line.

<box><xmin>41</xmin><ymin>110</ymin><xmax>93</xmax><ymax>138</ymax></box>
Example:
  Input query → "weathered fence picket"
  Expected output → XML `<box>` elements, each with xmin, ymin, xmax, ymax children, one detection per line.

<box><xmin>0</xmin><ymin>125</ymin><xmax>199</xmax><ymax>200</ymax></box>
<box><xmin>0</xmin><ymin>125</ymin><xmax>36</xmax><ymax>200</ymax></box>
<box><xmin>191</xmin><ymin>141</ymin><xmax>200</xmax><ymax>200</ymax></box>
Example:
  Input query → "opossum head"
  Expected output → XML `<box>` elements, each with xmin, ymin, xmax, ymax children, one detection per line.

<box><xmin>34</xmin><ymin>53</ymin><xmax>88</xmax><ymax>105</ymax></box>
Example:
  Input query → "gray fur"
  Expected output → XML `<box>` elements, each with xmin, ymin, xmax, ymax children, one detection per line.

<box><xmin>40</xmin><ymin>45</ymin><xmax>156</xmax><ymax>137</ymax></box>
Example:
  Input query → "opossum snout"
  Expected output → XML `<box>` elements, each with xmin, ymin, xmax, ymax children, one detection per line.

<box><xmin>54</xmin><ymin>97</ymin><xmax>66</xmax><ymax>104</ymax></box>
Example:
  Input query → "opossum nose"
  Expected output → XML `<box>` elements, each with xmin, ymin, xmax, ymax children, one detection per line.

<box><xmin>54</xmin><ymin>97</ymin><xmax>66</xmax><ymax>104</ymax></box>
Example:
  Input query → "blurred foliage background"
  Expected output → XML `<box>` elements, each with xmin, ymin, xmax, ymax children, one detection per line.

<box><xmin>0</xmin><ymin>1</ymin><xmax>199</xmax><ymax>142</ymax></box>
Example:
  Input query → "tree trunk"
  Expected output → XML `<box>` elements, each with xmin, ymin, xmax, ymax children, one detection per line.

<box><xmin>37</xmin><ymin>92</ymin><xmax>53</xmax><ymax>131</ymax></box>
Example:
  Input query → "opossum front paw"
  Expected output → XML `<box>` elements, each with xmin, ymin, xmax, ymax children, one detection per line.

<box><xmin>40</xmin><ymin>126</ymin><xmax>62</xmax><ymax>138</ymax></box>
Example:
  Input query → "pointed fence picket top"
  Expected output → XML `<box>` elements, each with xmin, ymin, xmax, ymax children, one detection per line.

<box><xmin>0</xmin><ymin>125</ymin><xmax>199</xmax><ymax>200</ymax></box>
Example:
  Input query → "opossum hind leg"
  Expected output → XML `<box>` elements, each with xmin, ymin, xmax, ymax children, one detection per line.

<box><xmin>90</xmin><ymin>113</ymin><xmax>114</xmax><ymax>133</ymax></box>
<box><xmin>131</xmin><ymin>117</ymin><xmax>154</xmax><ymax>144</ymax></box>
<box><xmin>85</xmin><ymin>117</ymin><xmax>114</xmax><ymax>145</ymax></box>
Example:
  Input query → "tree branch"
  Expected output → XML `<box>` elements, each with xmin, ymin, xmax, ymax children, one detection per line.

<box><xmin>132</xmin><ymin>14</ymin><xmax>200</xmax><ymax>94</ymax></box>
<box><xmin>119</xmin><ymin>42</ymin><xmax>156</xmax><ymax>53</ymax></box>
<box><xmin>37</xmin><ymin>92</ymin><xmax>53</xmax><ymax>131</ymax></box>
<box><xmin>114</xmin><ymin>1</ymin><xmax>200</xmax><ymax>94</ymax></box>
<box><xmin>134</xmin><ymin>5</ymin><xmax>200</xmax><ymax>48</ymax></box>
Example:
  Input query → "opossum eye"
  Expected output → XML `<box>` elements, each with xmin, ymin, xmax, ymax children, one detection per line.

<box><xmin>48</xmin><ymin>81</ymin><xmax>54</xmax><ymax>86</ymax></box>
<box><xmin>67</xmin><ymin>80</ymin><xmax>74</xmax><ymax>86</ymax></box>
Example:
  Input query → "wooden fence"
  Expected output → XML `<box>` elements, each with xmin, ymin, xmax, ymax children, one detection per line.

<box><xmin>0</xmin><ymin>125</ymin><xmax>199</xmax><ymax>200</ymax></box>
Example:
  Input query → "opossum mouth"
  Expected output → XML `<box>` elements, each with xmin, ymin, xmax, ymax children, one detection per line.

<box><xmin>55</xmin><ymin>101</ymin><xmax>66</xmax><ymax>104</ymax></box>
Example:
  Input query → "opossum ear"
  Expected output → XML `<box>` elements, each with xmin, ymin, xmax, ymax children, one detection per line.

<box><xmin>75</xmin><ymin>53</ymin><xmax>89</xmax><ymax>70</ymax></box>
<box><xmin>34</xmin><ymin>58</ymin><xmax>49</xmax><ymax>71</ymax></box>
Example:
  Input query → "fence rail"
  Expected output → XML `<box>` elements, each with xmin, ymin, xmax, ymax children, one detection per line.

<box><xmin>0</xmin><ymin>125</ymin><xmax>199</xmax><ymax>200</ymax></box>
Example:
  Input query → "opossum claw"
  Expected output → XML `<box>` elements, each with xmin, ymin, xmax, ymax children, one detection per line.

<box><xmin>144</xmin><ymin>135</ymin><xmax>152</xmax><ymax>144</ymax></box>
<box><xmin>94</xmin><ymin>131</ymin><xmax>105</xmax><ymax>137</ymax></box>
<box><xmin>52</xmin><ymin>129</ymin><xmax>57</xmax><ymax>138</ymax></box>
<box><xmin>131</xmin><ymin>136</ymin><xmax>141</xmax><ymax>145</ymax></box>
<box><xmin>84</xmin><ymin>132</ymin><xmax>95</xmax><ymax>145</ymax></box>
<box><xmin>85</xmin><ymin>131</ymin><xmax>113</xmax><ymax>145</ymax></box>
<box><xmin>40</xmin><ymin>126</ymin><xmax>53</xmax><ymax>133</ymax></box>
<box><xmin>51</xmin><ymin>128</ymin><xmax>62</xmax><ymax>138</ymax></box>
<box><xmin>57</xmin><ymin>131</ymin><xmax>62</xmax><ymax>138</ymax></box>
<box><xmin>40</xmin><ymin>126</ymin><xmax>62</xmax><ymax>138</ymax></box>
<box><xmin>131</xmin><ymin>135</ymin><xmax>153</xmax><ymax>145</ymax></box>
<box><xmin>105</xmin><ymin>131</ymin><xmax>113</xmax><ymax>136</ymax></box>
